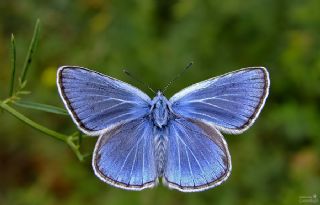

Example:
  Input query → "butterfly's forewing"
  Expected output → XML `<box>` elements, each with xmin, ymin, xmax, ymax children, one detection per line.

<box><xmin>170</xmin><ymin>67</ymin><xmax>270</xmax><ymax>134</ymax></box>
<box><xmin>93</xmin><ymin>118</ymin><xmax>157</xmax><ymax>190</ymax></box>
<box><xmin>57</xmin><ymin>66</ymin><xmax>151</xmax><ymax>136</ymax></box>
<box><xmin>164</xmin><ymin>118</ymin><xmax>231</xmax><ymax>192</ymax></box>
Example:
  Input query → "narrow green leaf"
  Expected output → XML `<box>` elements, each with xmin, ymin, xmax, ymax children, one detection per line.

<box><xmin>17</xmin><ymin>90</ymin><xmax>31</xmax><ymax>95</ymax></box>
<box><xmin>9</xmin><ymin>34</ymin><xmax>16</xmax><ymax>97</ymax></box>
<box><xmin>20</xmin><ymin>19</ymin><xmax>41</xmax><ymax>85</ymax></box>
<box><xmin>20</xmin><ymin>80</ymin><xmax>27</xmax><ymax>89</ymax></box>
<box><xmin>14</xmin><ymin>100</ymin><xmax>68</xmax><ymax>115</ymax></box>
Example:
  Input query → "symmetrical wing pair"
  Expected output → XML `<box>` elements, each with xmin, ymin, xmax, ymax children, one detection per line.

<box><xmin>57</xmin><ymin>66</ymin><xmax>269</xmax><ymax>192</ymax></box>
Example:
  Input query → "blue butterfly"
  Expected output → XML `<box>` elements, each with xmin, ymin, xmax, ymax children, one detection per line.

<box><xmin>57</xmin><ymin>66</ymin><xmax>270</xmax><ymax>192</ymax></box>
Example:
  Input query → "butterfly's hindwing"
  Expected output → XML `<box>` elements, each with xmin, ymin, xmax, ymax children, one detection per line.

<box><xmin>164</xmin><ymin>118</ymin><xmax>231</xmax><ymax>192</ymax></box>
<box><xmin>93</xmin><ymin>118</ymin><xmax>157</xmax><ymax>190</ymax></box>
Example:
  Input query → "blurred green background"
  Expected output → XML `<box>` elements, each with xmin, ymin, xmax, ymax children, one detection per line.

<box><xmin>0</xmin><ymin>0</ymin><xmax>319</xmax><ymax>205</ymax></box>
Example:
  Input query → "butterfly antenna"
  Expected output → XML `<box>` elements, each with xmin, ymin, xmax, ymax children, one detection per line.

<box><xmin>162</xmin><ymin>62</ymin><xmax>193</xmax><ymax>93</ymax></box>
<box><xmin>123</xmin><ymin>69</ymin><xmax>156</xmax><ymax>94</ymax></box>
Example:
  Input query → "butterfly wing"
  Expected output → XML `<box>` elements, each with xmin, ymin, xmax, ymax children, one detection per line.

<box><xmin>57</xmin><ymin>66</ymin><xmax>151</xmax><ymax>136</ymax></box>
<box><xmin>170</xmin><ymin>67</ymin><xmax>270</xmax><ymax>134</ymax></box>
<box><xmin>93</xmin><ymin>118</ymin><xmax>157</xmax><ymax>190</ymax></box>
<box><xmin>164</xmin><ymin>118</ymin><xmax>231</xmax><ymax>192</ymax></box>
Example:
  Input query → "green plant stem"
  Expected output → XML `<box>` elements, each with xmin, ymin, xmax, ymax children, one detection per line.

<box><xmin>0</xmin><ymin>101</ymin><xmax>84</xmax><ymax>161</ymax></box>
<box><xmin>2</xmin><ymin>19</ymin><xmax>87</xmax><ymax>162</ymax></box>
<box><xmin>1</xmin><ymin>102</ymin><xmax>66</xmax><ymax>140</ymax></box>
<box><xmin>66</xmin><ymin>138</ymin><xmax>84</xmax><ymax>162</ymax></box>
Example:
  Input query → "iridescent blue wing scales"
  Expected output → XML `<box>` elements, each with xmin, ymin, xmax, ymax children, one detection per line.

<box><xmin>57</xmin><ymin>66</ymin><xmax>151</xmax><ymax>136</ymax></box>
<box><xmin>93</xmin><ymin>118</ymin><xmax>157</xmax><ymax>190</ymax></box>
<box><xmin>170</xmin><ymin>67</ymin><xmax>270</xmax><ymax>134</ymax></box>
<box><xmin>164</xmin><ymin>118</ymin><xmax>231</xmax><ymax>192</ymax></box>
<box><xmin>57</xmin><ymin>66</ymin><xmax>269</xmax><ymax>192</ymax></box>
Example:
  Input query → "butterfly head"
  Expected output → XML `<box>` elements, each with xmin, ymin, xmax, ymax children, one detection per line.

<box><xmin>151</xmin><ymin>91</ymin><xmax>170</xmax><ymax>128</ymax></box>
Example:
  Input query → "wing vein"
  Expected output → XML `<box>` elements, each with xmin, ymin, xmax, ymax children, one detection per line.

<box><xmin>116</xmin><ymin>122</ymin><xmax>145</xmax><ymax>180</ymax></box>
<box><xmin>184</xmin><ymin>143</ymin><xmax>195</xmax><ymax>187</ymax></box>
<box><xmin>191</xmin><ymin>101</ymin><xmax>250</xmax><ymax>119</ymax></box>
<box><xmin>129</xmin><ymin>143</ymin><xmax>139</xmax><ymax>184</ymax></box>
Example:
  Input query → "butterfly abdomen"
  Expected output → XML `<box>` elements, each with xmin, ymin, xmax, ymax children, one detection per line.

<box><xmin>153</xmin><ymin>128</ymin><xmax>168</xmax><ymax>176</ymax></box>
